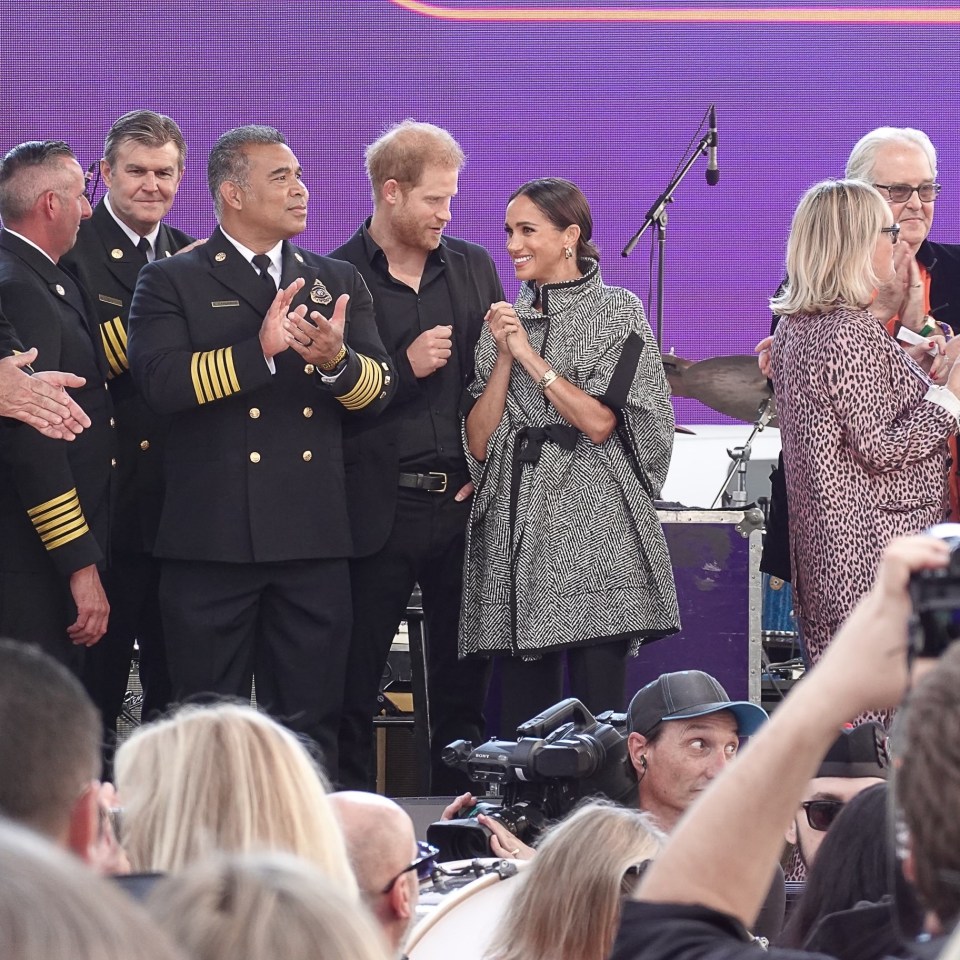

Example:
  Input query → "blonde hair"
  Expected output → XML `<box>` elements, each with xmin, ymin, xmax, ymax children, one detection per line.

<box><xmin>0</xmin><ymin>819</ymin><xmax>185</xmax><ymax>960</ymax></box>
<box><xmin>770</xmin><ymin>178</ymin><xmax>890</xmax><ymax>316</ymax></box>
<box><xmin>147</xmin><ymin>852</ymin><xmax>388</xmax><ymax>960</ymax></box>
<box><xmin>364</xmin><ymin>119</ymin><xmax>464</xmax><ymax>202</ymax></box>
<box><xmin>485</xmin><ymin>801</ymin><xmax>663</xmax><ymax>960</ymax></box>
<box><xmin>114</xmin><ymin>703</ymin><xmax>356</xmax><ymax>895</ymax></box>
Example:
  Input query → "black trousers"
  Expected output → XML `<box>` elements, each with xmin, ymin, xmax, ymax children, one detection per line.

<box><xmin>0</xmin><ymin>567</ymin><xmax>84</xmax><ymax>674</ymax></box>
<box><xmin>82</xmin><ymin>551</ymin><xmax>172</xmax><ymax>770</ymax></box>
<box><xmin>337</xmin><ymin>486</ymin><xmax>490</xmax><ymax>793</ymax></box>
<box><xmin>497</xmin><ymin>639</ymin><xmax>630</xmax><ymax>738</ymax></box>
<box><xmin>160</xmin><ymin>557</ymin><xmax>351</xmax><ymax>774</ymax></box>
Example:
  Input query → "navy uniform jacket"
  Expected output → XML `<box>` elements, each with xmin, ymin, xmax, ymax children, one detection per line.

<box><xmin>61</xmin><ymin>200</ymin><xmax>194</xmax><ymax>554</ymax></box>
<box><xmin>0</xmin><ymin>229</ymin><xmax>116</xmax><ymax>576</ymax></box>
<box><xmin>127</xmin><ymin>226</ymin><xmax>394</xmax><ymax>563</ymax></box>
<box><xmin>0</xmin><ymin>305</ymin><xmax>24</xmax><ymax>356</ymax></box>
<box><xmin>329</xmin><ymin>228</ymin><xmax>504</xmax><ymax>557</ymax></box>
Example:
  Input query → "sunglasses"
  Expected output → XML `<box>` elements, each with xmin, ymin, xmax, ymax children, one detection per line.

<box><xmin>801</xmin><ymin>799</ymin><xmax>845</xmax><ymax>832</ymax></box>
<box><xmin>380</xmin><ymin>840</ymin><xmax>439</xmax><ymax>894</ymax></box>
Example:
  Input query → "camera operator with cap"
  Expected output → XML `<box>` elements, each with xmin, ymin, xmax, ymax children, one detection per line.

<box><xmin>445</xmin><ymin>671</ymin><xmax>784</xmax><ymax>938</ymax></box>
<box><xmin>784</xmin><ymin>722</ymin><xmax>889</xmax><ymax>883</ymax></box>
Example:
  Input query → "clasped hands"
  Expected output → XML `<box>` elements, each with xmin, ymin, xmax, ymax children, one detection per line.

<box><xmin>259</xmin><ymin>278</ymin><xmax>348</xmax><ymax>367</ymax></box>
<box><xmin>486</xmin><ymin>301</ymin><xmax>531</xmax><ymax>359</ymax></box>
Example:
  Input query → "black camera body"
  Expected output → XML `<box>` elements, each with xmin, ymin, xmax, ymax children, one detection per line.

<box><xmin>427</xmin><ymin>698</ymin><xmax>636</xmax><ymax>860</ymax></box>
<box><xmin>909</xmin><ymin>524</ymin><xmax>960</xmax><ymax>659</ymax></box>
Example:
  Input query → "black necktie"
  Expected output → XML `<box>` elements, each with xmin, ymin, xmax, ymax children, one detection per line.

<box><xmin>251</xmin><ymin>254</ymin><xmax>276</xmax><ymax>294</ymax></box>
<box><xmin>137</xmin><ymin>237</ymin><xmax>152</xmax><ymax>262</ymax></box>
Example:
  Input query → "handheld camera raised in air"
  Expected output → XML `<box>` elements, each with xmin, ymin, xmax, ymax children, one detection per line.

<box><xmin>909</xmin><ymin>524</ymin><xmax>960</xmax><ymax>659</ymax></box>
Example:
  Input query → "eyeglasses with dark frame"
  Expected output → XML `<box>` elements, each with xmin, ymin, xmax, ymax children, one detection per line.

<box><xmin>380</xmin><ymin>840</ymin><xmax>439</xmax><ymax>894</ymax></box>
<box><xmin>802</xmin><ymin>799</ymin><xmax>845</xmax><ymax>832</ymax></box>
<box><xmin>880</xmin><ymin>224</ymin><xmax>901</xmax><ymax>245</ymax></box>
<box><xmin>874</xmin><ymin>182</ymin><xmax>941</xmax><ymax>203</ymax></box>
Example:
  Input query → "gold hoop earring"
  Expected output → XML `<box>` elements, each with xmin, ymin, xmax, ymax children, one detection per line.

<box><xmin>564</xmin><ymin>246</ymin><xmax>573</xmax><ymax>259</ymax></box>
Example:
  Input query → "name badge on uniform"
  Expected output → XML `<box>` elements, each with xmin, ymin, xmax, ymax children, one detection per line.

<box><xmin>211</xmin><ymin>300</ymin><xmax>240</xmax><ymax>308</ymax></box>
<box><xmin>310</xmin><ymin>279</ymin><xmax>332</xmax><ymax>305</ymax></box>
<box><xmin>98</xmin><ymin>294</ymin><xmax>123</xmax><ymax>307</ymax></box>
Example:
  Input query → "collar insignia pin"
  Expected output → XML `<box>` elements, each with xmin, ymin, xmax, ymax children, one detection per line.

<box><xmin>310</xmin><ymin>279</ymin><xmax>332</xmax><ymax>305</ymax></box>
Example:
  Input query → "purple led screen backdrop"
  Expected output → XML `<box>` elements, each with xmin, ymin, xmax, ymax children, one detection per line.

<box><xmin>3</xmin><ymin>0</ymin><xmax>958</xmax><ymax>424</ymax></box>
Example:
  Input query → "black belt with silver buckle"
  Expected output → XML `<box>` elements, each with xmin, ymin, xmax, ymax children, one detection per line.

<box><xmin>398</xmin><ymin>471</ymin><xmax>450</xmax><ymax>494</ymax></box>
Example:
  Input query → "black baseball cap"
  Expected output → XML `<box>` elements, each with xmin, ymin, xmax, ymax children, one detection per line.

<box><xmin>627</xmin><ymin>670</ymin><xmax>768</xmax><ymax>738</ymax></box>
<box><xmin>816</xmin><ymin>722</ymin><xmax>889</xmax><ymax>780</ymax></box>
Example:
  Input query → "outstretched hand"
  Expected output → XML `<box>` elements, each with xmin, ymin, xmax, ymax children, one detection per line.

<box><xmin>0</xmin><ymin>349</ymin><xmax>91</xmax><ymax>440</ymax></box>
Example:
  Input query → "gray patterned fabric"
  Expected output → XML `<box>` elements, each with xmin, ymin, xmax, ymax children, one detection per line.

<box><xmin>459</xmin><ymin>260</ymin><xmax>680</xmax><ymax>657</ymax></box>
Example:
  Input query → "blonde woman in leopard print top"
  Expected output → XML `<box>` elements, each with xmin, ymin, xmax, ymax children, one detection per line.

<box><xmin>769</xmin><ymin>179</ymin><xmax>960</xmax><ymax>721</ymax></box>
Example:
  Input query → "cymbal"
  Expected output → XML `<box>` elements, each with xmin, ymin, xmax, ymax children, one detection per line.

<box><xmin>662</xmin><ymin>354</ymin><xmax>778</xmax><ymax>426</ymax></box>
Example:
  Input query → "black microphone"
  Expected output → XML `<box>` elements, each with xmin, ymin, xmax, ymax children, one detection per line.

<box><xmin>706</xmin><ymin>105</ymin><xmax>719</xmax><ymax>186</ymax></box>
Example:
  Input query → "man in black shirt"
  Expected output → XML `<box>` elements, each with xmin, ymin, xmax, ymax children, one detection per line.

<box><xmin>330</xmin><ymin>120</ymin><xmax>504</xmax><ymax>791</ymax></box>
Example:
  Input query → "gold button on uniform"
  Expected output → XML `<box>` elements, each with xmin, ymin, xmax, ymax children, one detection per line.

<box><xmin>302</xmin><ymin>451</ymin><xmax>312</xmax><ymax>462</ymax></box>
<box><xmin>302</xmin><ymin>407</ymin><xmax>313</xmax><ymax>418</ymax></box>
<box><xmin>109</xmin><ymin>417</ymin><xmax>116</xmax><ymax>428</ymax></box>
<box><xmin>111</xmin><ymin>458</ymin><xmax>117</xmax><ymax>467</ymax></box>
<box><xmin>111</xmin><ymin>248</ymin><xmax>123</xmax><ymax>260</ymax></box>
<box><xmin>249</xmin><ymin>452</ymin><xmax>261</xmax><ymax>464</ymax></box>
<box><xmin>249</xmin><ymin>407</ymin><xmax>261</xmax><ymax>419</ymax></box>
<box><xmin>55</xmin><ymin>284</ymin><xmax>65</xmax><ymax>296</ymax></box>
<box><xmin>140</xmin><ymin>440</ymin><xmax>150</xmax><ymax>451</ymax></box>
<box><xmin>304</xmin><ymin>364</ymin><xmax>315</xmax><ymax>375</ymax></box>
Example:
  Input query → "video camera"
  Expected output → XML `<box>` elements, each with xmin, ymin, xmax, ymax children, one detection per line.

<box><xmin>427</xmin><ymin>698</ymin><xmax>636</xmax><ymax>860</ymax></box>
<box><xmin>909</xmin><ymin>524</ymin><xmax>960</xmax><ymax>659</ymax></box>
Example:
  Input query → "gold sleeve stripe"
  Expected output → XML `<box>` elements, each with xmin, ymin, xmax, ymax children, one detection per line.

<box><xmin>189</xmin><ymin>347</ymin><xmax>239</xmax><ymax>405</ymax></box>
<box><xmin>190</xmin><ymin>352</ymin><xmax>204</xmax><ymax>405</ymax></box>
<box><xmin>26</xmin><ymin>488</ymin><xmax>90</xmax><ymax>551</ymax></box>
<box><xmin>27</xmin><ymin>488</ymin><xmax>76</xmax><ymax>518</ymax></box>
<box><xmin>338</xmin><ymin>354</ymin><xmax>384</xmax><ymax>411</ymax></box>
<box><xmin>100</xmin><ymin>318</ymin><xmax>128</xmax><ymax>377</ymax></box>
<box><xmin>224</xmin><ymin>347</ymin><xmax>240</xmax><ymax>393</ymax></box>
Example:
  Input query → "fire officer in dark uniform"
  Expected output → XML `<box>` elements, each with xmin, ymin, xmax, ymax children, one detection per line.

<box><xmin>62</xmin><ymin>110</ymin><xmax>195</xmax><ymax>757</ymax></box>
<box><xmin>127</xmin><ymin>125</ymin><xmax>394</xmax><ymax>766</ymax></box>
<box><xmin>0</xmin><ymin>140</ymin><xmax>116</xmax><ymax>669</ymax></box>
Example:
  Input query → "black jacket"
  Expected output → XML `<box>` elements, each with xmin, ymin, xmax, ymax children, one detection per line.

<box><xmin>61</xmin><ymin>200</ymin><xmax>195</xmax><ymax>553</ymax></box>
<box><xmin>0</xmin><ymin>229</ymin><xmax>115</xmax><ymax>576</ymax></box>
<box><xmin>127</xmin><ymin>227</ymin><xmax>394</xmax><ymax>563</ymax></box>
<box><xmin>329</xmin><ymin>226</ymin><xmax>504</xmax><ymax>556</ymax></box>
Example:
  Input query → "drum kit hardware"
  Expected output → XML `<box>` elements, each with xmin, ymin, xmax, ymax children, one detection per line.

<box><xmin>662</xmin><ymin>353</ymin><xmax>779</xmax><ymax>508</ymax></box>
<box><xmin>407</xmin><ymin>857</ymin><xmax>529</xmax><ymax>960</ymax></box>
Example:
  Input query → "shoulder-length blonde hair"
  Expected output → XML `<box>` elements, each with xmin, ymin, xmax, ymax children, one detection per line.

<box><xmin>114</xmin><ymin>703</ymin><xmax>356</xmax><ymax>895</ymax></box>
<box><xmin>485</xmin><ymin>801</ymin><xmax>663</xmax><ymax>960</ymax></box>
<box><xmin>147</xmin><ymin>852</ymin><xmax>388</xmax><ymax>960</ymax></box>
<box><xmin>770</xmin><ymin>178</ymin><xmax>890</xmax><ymax>316</ymax></box>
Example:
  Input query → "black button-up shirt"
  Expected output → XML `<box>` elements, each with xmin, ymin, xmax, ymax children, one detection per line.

<box><xmin>360</xmin><ymin>224</ymin><xmax>466</xmax><ymax>474</ymax></box>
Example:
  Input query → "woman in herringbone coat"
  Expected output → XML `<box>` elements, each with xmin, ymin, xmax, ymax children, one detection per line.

<box><xmin>461</xmin><ymin>178</ymin><xmax>679</xmax><ymax>735</ymax></box>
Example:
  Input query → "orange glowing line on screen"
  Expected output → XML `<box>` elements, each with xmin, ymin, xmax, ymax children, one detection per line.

<box><xmin>389</xmin><ymin>1</ymin><xmax>960</xmax><ymax>23</ymax></box>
